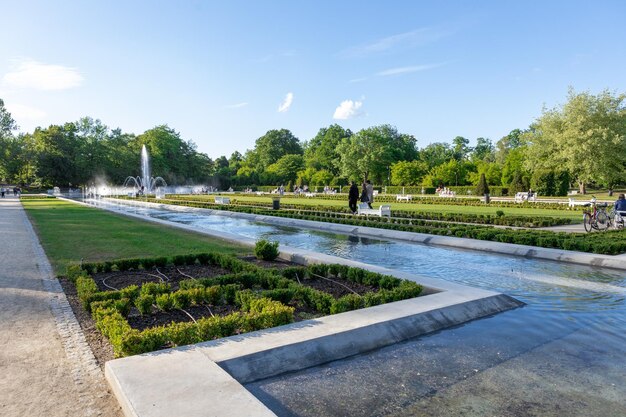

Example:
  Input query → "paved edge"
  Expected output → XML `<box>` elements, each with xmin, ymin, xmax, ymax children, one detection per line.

<box><xmin>19</xmin><ymin>198</ymin><xmax>111</xmax><ymax>414</ymax></box>
<box><xmin>101</xmin><ymin>197</ymin><xmax>626</xmax><ymax>270</ymax></box>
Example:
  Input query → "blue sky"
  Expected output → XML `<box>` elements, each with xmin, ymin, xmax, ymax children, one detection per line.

<box><xmin>1</xmin><ymin>0</ymin><xmax>625</xmax><ymax>158</ymax></box>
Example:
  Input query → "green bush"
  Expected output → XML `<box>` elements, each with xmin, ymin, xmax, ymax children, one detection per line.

<box><xmin>254</xmin><ymin>239</ymin><xmax>280</xmax><ymax>261</ymax></box>
<box><xmin>155</xmin><ymin>293</ymin><xmax>173</xmax><ymax>311</ymax></box>
<box><xmin>66</xmin><ymin>264</ymin><xmax>87</xmax><ymax>283</ymax></box>
<box><xmin>135</xmin><ymin>294</ymin><xmax>154</xmax><ymax>315</ymax></box>
<box><xmin>331</xmin><ymin>294</ymin><xmax>364</xmax><ymax>314</ymax></box>
<box><xmin>171</xmin><ymin>291</ymin><xmax>191</xmax><ymax>309</ymax></box>
<box><xmin>140</xmin><ymin>282</ymin><xmax>171</xmax><ymax>297</ymax></box>
<box><xmin>76</xmin><ymin>276</ymin><xmax>99</xmax><ymax>310</ymax></box>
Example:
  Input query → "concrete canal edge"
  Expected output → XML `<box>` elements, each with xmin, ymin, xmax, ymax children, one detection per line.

<box><xmin>76</xmin><ymin>198</ymin><xmax>524</xmax><ymax>416</ymax></box>
<box><xmin>101</xmin><ymin>197</ymin><xmax>626</xmax><ymax>271</ymax></box>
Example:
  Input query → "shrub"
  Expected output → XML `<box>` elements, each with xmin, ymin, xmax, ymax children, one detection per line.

<box><xmin>155</xmin><ymin>293</ymin><xmax>173</xmax><ymax>311</ymax></box>
<box><xmin>140</xmin><ymin>282</ymin><xmax>171</xmax><ymax>297</ymax></box>
<box><xmin>76</xmin><ymin>276</ymin><xmax>99</xmax><ymax>310</ymax></box>
<box><xmin>254</xmin><ymin>239</ymin><xmax>280</xmax><ymax>261</ymax></box>
<box><xmin>66</xmin><ymin>264</ymin><xmax>87</xmax><ymax>283</ymax></box>
<box><xmin>171</xmin><ymin>291</ymin><xmax>191</xmax><ymax>309</ymax></box>
<box><xmin>331</xmin><ymin>294</ymin><xmax>364</xmax><ymax>314</ymax></box>
<box><xmin>135</xmin><ymin>294</ymin><xmax>154</xmax><ymax>315</ymax></box>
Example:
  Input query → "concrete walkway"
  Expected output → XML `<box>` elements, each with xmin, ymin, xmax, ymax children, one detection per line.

<box><xmin>0</xmin><ymin>196</ymin><xmax>121</xmax><ymax>417</ymax></box>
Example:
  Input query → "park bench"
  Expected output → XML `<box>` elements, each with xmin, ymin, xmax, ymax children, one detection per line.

<box><xmin>568</xmin><ymin>198</ymin><xmax>588</xmax><ymax>208</ymax></box>
<box><xmin>515</xmin><ymin>192</ymin><xmax>537</xmax><ymax>203</ymax></box>
<box><xmin>396</xmin><ymin>195</ymin><xmax>412</xmax><ymax>202</ymax></box>
<box><xmin>305</xmin><ymin>193</ymin><xmax>317</xmax><ymax>198</ymax></box>
<box><xmin>214</xmin><ymin>196</ymin><xmax>231</xmax><ymax>204</ymax></box>
<box><xmin>357</xmin><ymin>203</ymin><xmax>391</xmax><ymax>218</ymax></box>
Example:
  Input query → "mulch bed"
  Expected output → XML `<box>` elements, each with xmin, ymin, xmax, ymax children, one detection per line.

<box><xmin>59</xmin><ymin>257</ymin><xmax>378</xmax><ymax>368</ymax></box>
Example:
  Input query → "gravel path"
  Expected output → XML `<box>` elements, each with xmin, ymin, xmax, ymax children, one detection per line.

<box><xmin>0</xmin><ymin>196</ymin><xmax>121</xmax><ymax>417</ymax></box>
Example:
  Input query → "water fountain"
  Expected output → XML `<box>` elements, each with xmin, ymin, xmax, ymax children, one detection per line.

<box><xmin>123</xmin><ymin>145</ymin><xmax>167</xmax><ymax>197</ymax></box>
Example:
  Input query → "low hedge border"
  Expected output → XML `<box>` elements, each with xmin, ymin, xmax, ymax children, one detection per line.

<box><xmin>142</xmin><ymin>196</ymin><xmax>573</xmax><ymax>228</ymax></box>
<box><xmin>165</xmin><ymin>192</ymin><xmax>583</xmax><ymax>211</ymax></box>
<box><xmin>67</xmin><ymin>252</ymin><xmax>423</xmax><ymax>357</ymax></box>
<box><xmin>121</xmin><ymin>198</ymin><xmax>626</xmax><ymax>255</ymax></box>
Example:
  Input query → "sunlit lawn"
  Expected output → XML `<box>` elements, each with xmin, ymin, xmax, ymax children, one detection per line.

<box><xmin>23</xmin><ymin>198</ymin><xmax>246</xmax><ymax>274</ymax></box>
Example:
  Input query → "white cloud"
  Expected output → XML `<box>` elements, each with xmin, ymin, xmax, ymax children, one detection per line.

<box><xmin>349</xmin><ymin>77</ymin><xmax>368</xmax><ymax>83</ymax></box>
<box><xmin>333</xmin><ymin>100</ymin><xmax>363</xmax><ymax>120</ymax></box>
<box><xmin>224</xmin><ymin>102</ymin><xmax>248</xmax><ymax>109</ymax></box>
<box><xmin>377</xmin><ymin>63</ymin><xmax>443</xmax><ymax>76</ymax></box>
<box><xmin>277</xmin><ymin>92</ymin><xmax>293</xmax><ymax>113</ymax></box>
<box><xmin>3</xmin><ymin>59</ymin><xmax>83</xmax><ymax>90</ymax></box>
<box><xmin>5</xmin><ymin>102</ymin><xmax>47</xmax><ymax>121</ymax></box>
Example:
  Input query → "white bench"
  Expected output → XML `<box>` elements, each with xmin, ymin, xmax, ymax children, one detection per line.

<box><xmin>396</xmin><ymin>195</ymin><xmax>412</xmax><ymax>202</ymax></box>
<box><xmin>515</xmin><ymin>192</ymin><xmax>537</xmax><ymax>203</ymax></box>
<box><xmin>357</xmin><ymin>203</ymin><xmax>391</xmax><ymax>217</ymax></box>
<box><xmin>305</xmin><ymin>193</ymin><xmax>317</xmax><ymax>198</ymax></box>
<box><xmin>214</xmin><ymin>196</ymin><xmax>231</xmax><ymax>204</ymax></box>
<box><xmin>439</xmin><ymin>191</ymin><xmax>456</xmax><ymax>197</ymax></box>
<box><xmin>568</xmin><ymin>198</ymin><xmax>588</xmax><ymax>208</ymax></box>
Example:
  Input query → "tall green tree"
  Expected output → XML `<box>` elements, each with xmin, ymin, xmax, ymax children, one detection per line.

<box><xmin>336</xmin><ymin>125</ymin><xmax>417</xmax><ymax>183</ymax></box>
<box><xmin>32</xmin><ymin>123</ymin><xmax>81</xmax><ymax>187</ymax></box>
<box><xmin>390</xmin><ymin>160</ymin><xmax>428</xmax><ymax>185</ymax></box>
<box><xmin>420</xmin><ymin>142</ymin><xmax>454</xmax><ymax>169</ymax></box>
<box><xmin>495</xmin><ymin>129</ymin><xmax>523</xmax><ymax>164</ymax></box>
<box><xmin>524</xmin><ymin>88</ymin><xmax>626</xmax><ymax>193</ymax></box>
<box><xmin>452</xmin><ymin>136</ymin><xmax>471</xmax><ymax>160</ymax></box>
<box><xmin>304</xmin><ymin>124</ymin><xmax>351</xmax><ymax>175</ymax></box>
<box><xmin>472</xmin><ymin>137</ymin><xmax>495</xmax><ymax>162</ymax></box>
<box><xmin>247</xmin><ymin>129</ymin><xmax>302</xmax><ymax>172</ymax></box>
<box><xmin>266</xmin><ymin>154</ymin><xmax>304</xmax><ymax>184</ymax></box>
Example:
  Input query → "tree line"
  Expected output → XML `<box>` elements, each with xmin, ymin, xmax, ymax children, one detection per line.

<box><xmin>1</xmin><ymin>88</ymin><xmax>624</xmax><ymax>195</ymax></box>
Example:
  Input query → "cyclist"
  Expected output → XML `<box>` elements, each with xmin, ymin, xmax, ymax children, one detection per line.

<box><xmin>615</xmin><ymin>194</ymin><xmax>626</xmax><ymax>211</ymax></box>
<box><xmin>614</xmin><ymin>194</ymin><xmax>626</xmax><ymax>224</ymax></box>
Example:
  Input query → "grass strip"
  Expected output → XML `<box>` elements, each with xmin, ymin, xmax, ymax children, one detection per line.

<box><xmin>22</xmin><ymin>198</ymin><xmax>246</xmax><ymax>274</ymax></box>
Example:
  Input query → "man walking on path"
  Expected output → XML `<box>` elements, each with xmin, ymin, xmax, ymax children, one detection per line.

<box><xmin>0</xmin><ymin>195</ymin><xmax>121</xmax><ymax>417</ymax></box>
<box><xmin>366</xmin><ymin>180</ymin><xmax>374</xmax><ymax>209</ymax></box>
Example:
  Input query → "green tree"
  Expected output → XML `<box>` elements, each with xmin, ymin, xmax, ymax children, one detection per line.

<box><xmin>32</xmin><ymin>123</ymin><xmax>81</xmax><ymax>187</ymax></box>
<box><xmin>469</xmin><ymin>161</ymin><xmax>502</xmax><ymax>186</ymax></box>
<box><xmin>390</xmin><ymin>160</ymin><xmax>428</xmax><ymax>185</ymax></box>
<box><xmin>524</xmin><ymin>88</ymin><xmax>626</xmax><ymax>194</ymax></box>
<box><xmin>0</xmin><ymin>99</ymin><xmax>18</xmax><ymax>182</ymax></box>
<box><xmin>495</xmin><ymin>129</ymin><xmax>523</xmax><ymax>164</ymax></box>
<box><xmin>472</xmin><ymin>137</ymin><xmax>494</xmax><ymax>162</ymax></box>
<box><xmin>425</xmin><ymin>159</ymin><xmax>470</xmax><ymax>187</ymax></box>
<box><xmin>265</xmin><ymin>154</ymin><xmax>304</xmax><ymax>184</ymax></box>
<box><xmin>304</xmin><ymin>124</ymin><xmax>351</xmax><ymax>175</ymax></box>
<box><xmin>248</xmin><ymin>129</ymin><xmax>302</xmax><ymax>173</ymax></box>
<box><xmin>335</xmin><ymin>125</ymin><xmax>417</xmax><ymax>183</ymax></box>
<box><xmin>475</xmin><ymin>173</ymin><xmax>490</xmax><ymax>195</ymax></box>
<box><xmin>452</xmin><ymin>136</ymin><xmax>471</xmax><ymax>160</ymax></box>
<box><xmin>420</xmin><ymin>142</ymin><xmax>454</xmax><ymax>169</ymax></box>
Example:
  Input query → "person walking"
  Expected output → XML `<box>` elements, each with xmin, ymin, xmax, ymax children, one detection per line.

<box><xmin>366</xmin><ymin>180</ymin><xmax>374</xmax><ymax>209</ymax></box>
<box><xmin>348</xmin><ymin>181</ymin><xmax>359</xmax><ymax>214</ymax></box>
<box><xmin>360</xmin><ymin>181</ymin><xmax>369</xmax><ymax>206</ymax></box>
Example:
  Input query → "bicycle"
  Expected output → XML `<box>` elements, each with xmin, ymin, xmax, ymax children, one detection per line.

<box><xmin>582</xmin><ymin>197</ymin><xmax>610</xmax><ymax>232</ymax></box>
<box><xmin>608</xmin><ymin>206</ymin><xmax>626</xmax><ymax>229</ymax></box>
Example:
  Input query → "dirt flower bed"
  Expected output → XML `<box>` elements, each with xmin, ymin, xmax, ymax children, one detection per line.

<box><xmin>64</xmin><ymin>252</ymin><xmax>423</xmax><ymax>361</ymax></box>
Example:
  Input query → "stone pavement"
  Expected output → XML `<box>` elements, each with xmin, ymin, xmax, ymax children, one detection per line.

<box><xmin>0</xmin><ymin>196</ymin><xmax>121</xmax><ymax>417</ymax></box>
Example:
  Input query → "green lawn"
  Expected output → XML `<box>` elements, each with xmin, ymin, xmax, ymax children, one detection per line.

<box><xmin>209</xmin><ymin>194</ymin><xmax>584</xmax><ymax>220</ymax></box>
<box><xmin>23</xmin><ymin>199</ymin><xmax>246</xmax><ymax>274</ymax></box>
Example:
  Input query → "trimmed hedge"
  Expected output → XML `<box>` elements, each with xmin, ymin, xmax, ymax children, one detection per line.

<box><xmin>150</xmin><ymin>195</ymin><xmax>576</xmax><ymax>227</ymax></box>
<box><xmin>126</xmin><ymin>197</ymin><xmax>626</xmax><ymax>255</ymax></box>
<box><xmin>70</xmin><ymin>253</ymin><xmax>423</xmax><ymax>357</ymax></box>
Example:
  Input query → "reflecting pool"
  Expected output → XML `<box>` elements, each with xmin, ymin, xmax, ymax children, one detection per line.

<box><xmin>91</xmin><ymin>199</ymin><xmax>626</xmax><ymax>416</ymax></box>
